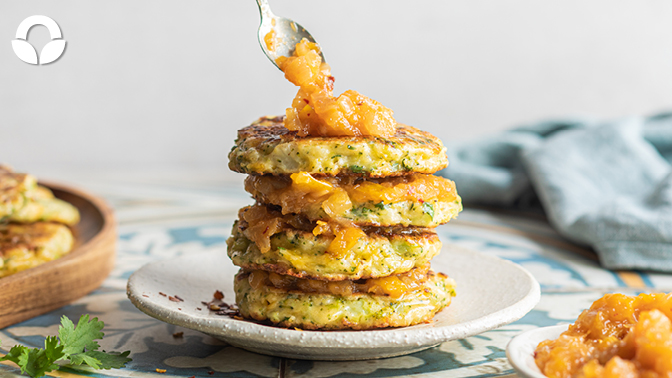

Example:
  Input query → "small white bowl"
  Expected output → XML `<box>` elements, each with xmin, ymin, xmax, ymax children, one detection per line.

<box><xmin>506</xmin><ymin>324</ymin><xmax>569</xmax><ymax>378</ymax></box>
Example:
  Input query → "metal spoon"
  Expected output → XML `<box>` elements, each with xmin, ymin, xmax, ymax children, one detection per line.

<box><xmin>256</xmin><ymin>0</ymin><xmax>326</xmax><ymax>69</ymax></box>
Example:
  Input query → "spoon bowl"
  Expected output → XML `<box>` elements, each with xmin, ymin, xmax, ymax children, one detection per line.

<box><xmin>256</xmin><ymin>0</ymin><xmax>325</xmax><ymax>69</ymax></box>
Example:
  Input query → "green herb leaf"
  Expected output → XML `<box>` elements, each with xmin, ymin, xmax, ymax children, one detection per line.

<box><xmin>0</xmin><ymin>315</ymin><xmax>131</xmax><ymax>378</ymax></box>
<box><xmin>58</xmin><ymin>314</ymin><xmax>104</xmax><ymax>357</ymax></box>
<box><xmin>422</xmin><ymin>202</ymin><xmax>434</xmax><ymax>220</ymax></box>
<box><xmin>43</xmin><ymin>337</ymin><xmax>65</xmax><ymax>365</ymax></box>
<box><xmin>0</xmin><ymin>345</ymin><xmax>29</xmax><ymax>367</ymax></box>
<box><xmin>17</xmin><ymin>348</ymin><xmax>52</xmax><ymax>378</ymax></box>
<box><xmin>349</xmin><ymin>165</ymin><xmax>365</xmax><ymax>174</ymax></box>
<box><xmin>68</xmin><ymin>351</ymin><xmax>132</xmax><ymax>370</ymax></box>
<box><xmin>68</xmin><ymin>352</ymin><xmax>102</xmax><ymax>369</ymax></box>
<box><xmin>10</xmin><ymin>337</ymin><xmax>63</xmax><ymax>378</ymax></box>
<box><xmin>83</xmin><ymin>351</ymin><xmax>132</xmax><ymax>369</ymax></box>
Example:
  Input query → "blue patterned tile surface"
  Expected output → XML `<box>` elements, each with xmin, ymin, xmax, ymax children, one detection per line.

<box><xmin>0</xmin><ymin>174</ymin><xmax>666</xmax><ymax>378</ymax></box>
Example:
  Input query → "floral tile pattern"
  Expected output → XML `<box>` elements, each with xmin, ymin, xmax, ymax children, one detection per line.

<box><xmin>0</xmin><ymin>175</ymin><xmax>663</xmax><ymax>378</ymax></box>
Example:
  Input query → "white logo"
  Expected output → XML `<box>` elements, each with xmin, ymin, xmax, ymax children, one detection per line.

<box><xmin>12</xmin><ymin>15</ymin><xmax>66</xmax><ymax>65</ymax></box>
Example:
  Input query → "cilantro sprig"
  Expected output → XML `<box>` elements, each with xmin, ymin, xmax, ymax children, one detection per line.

<box><xmin>0</xmin><ymin>314</ymin><xmax>131</xmax><ymax>378</ymax></box>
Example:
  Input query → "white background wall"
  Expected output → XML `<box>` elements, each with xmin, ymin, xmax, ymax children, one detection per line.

<box><xmin>3</xmin><ymin>1</ymin><xmax>672</xmax><ymax>175</ymax></box>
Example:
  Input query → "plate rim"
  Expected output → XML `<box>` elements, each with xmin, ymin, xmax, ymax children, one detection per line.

<box><xmin>127</xmin><ymin>245</ymin><xmax>541</xmax><ymax>349</ymax></box>
<box><xmin>506</xmin><ymin>324</ymin><xmax>569</xmax><ymax>378</ymax></box>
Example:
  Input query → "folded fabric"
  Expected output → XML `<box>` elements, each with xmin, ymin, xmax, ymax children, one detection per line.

<box><xmin>442</xmin><ymin>113</ymin><xmax>672</xmax><ymax>272</ymax></box>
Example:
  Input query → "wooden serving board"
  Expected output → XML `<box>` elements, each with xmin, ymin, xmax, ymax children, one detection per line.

<box><xmin>0</xmin><ymin>182</ymin><xmax>116</xmax><ymax>329</ymax></box>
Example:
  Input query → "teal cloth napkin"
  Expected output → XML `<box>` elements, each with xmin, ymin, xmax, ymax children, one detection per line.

<box><xmin>442</xmin><ymin>113</ymin><xmax>672</xmax><ymax>272</ymax></box>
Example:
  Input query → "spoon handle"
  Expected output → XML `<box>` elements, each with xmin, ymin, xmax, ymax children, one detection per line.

<box><xmin>256</xmin><ymin>0</ymin><xmax>274</xmax><ymax>19</ymax></box>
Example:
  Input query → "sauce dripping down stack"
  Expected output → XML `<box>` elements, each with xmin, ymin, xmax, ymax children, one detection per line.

<box><xmin>226</xmin><ymin>40</ymin><xmax>462</xmax><ymax>330</ymax></box>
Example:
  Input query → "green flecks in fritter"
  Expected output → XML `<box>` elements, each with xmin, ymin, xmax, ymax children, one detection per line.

<box><xmin>374</xmin><ymin>202</ymin><xmax>387</xmax><ymax>210</ymax></box>
<box><xmin>422</xmin><ymin>202</ymin><xmax>435</xmax><ymax>220</ymax></box>
<box><xmin>401</xmin><ymin>159</ymin><xmax>414</xmax><ymax>171</ymax></box>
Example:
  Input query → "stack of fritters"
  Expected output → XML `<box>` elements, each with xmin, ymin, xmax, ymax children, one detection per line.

<box><xmin>0</xmin><ymin>166</ymin><xmax>80</xmax><ymax>278</ymax></box>
<box><xmin>227</xmin><ymin>117</ymin><xmax>462</xmax><ymax>330</ymax></box>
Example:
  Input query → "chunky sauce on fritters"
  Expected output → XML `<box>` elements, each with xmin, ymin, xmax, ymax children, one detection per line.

<box><xmin>228</xmin><ymin>218</ymin><xmax>441</xmax><ymax>281</ymax></box>
<box><xmin>238</xmin><ymin>203</ymin><xmax>432</xmax><ymax>254</ymax></box>
<box><xmin>228</xmin><ymin>29</ymin><xmax>459</xmax><ymax>330</ymax></box>
<box><xmin>277</xmin><ymin>39</ymin><xmax>396</xmax><ymax>138</ymax></box>
<box><xmin>245</xmin><ymin>172</ymin><xmax>461</xmax><ymax>227</ymax></box>
<box><xmin>245</xmin><ymin>265</ymin><xmax>430</xmax><ymax>299</ymax></box>
<box><xmin>235</xmin><ymin>268</ymin><xmax>455</xmax><ymax>330</ymax></box>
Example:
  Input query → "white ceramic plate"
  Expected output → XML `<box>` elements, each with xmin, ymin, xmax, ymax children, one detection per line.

<box><xmin>506</xmin><ymin>324</ymin><xmax>569</xmax><ymax>378</ymax></box>
<box><xmin>127</xmin><ymin>245</ymin><xmax>540</xmax><ymax>360</ymax></box>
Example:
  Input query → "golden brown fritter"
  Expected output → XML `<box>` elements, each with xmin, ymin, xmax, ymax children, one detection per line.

<box><xmin>0</xmin><ymin>166</ymin><xmax>35</xmax><ymax>219</ymax></box>
<box><xmin>245</xmin><ymin>173</ymin><xmax>462</xmax><ymax>227</ymax></box>
<box><xmin>227</xmin><ymin>219</ymin><xmax>442</xmax><ymax>281</ymax></box>
<box><xmin>234</xmin><ymin>268</ymin><xmax>455</xmax><ymax>330</ymax></box>
<box><xmin>228</xmin><ymin>116</ymin><xmax>449</xmax><ymax>177</ymax></box>
<box><xmin>0</xmin><ymin>166</ymin><xmax>80</xmax><ymax>226</ymax></box>
<box><xmin>0</xmin><ymin>222</ymin><xmax>75</xmax><ymax>278</ymax></box>
<box><xmin>229</xmin><ymin>204</ymin><xmax>441</xmax><ymax>279</ymax></box>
